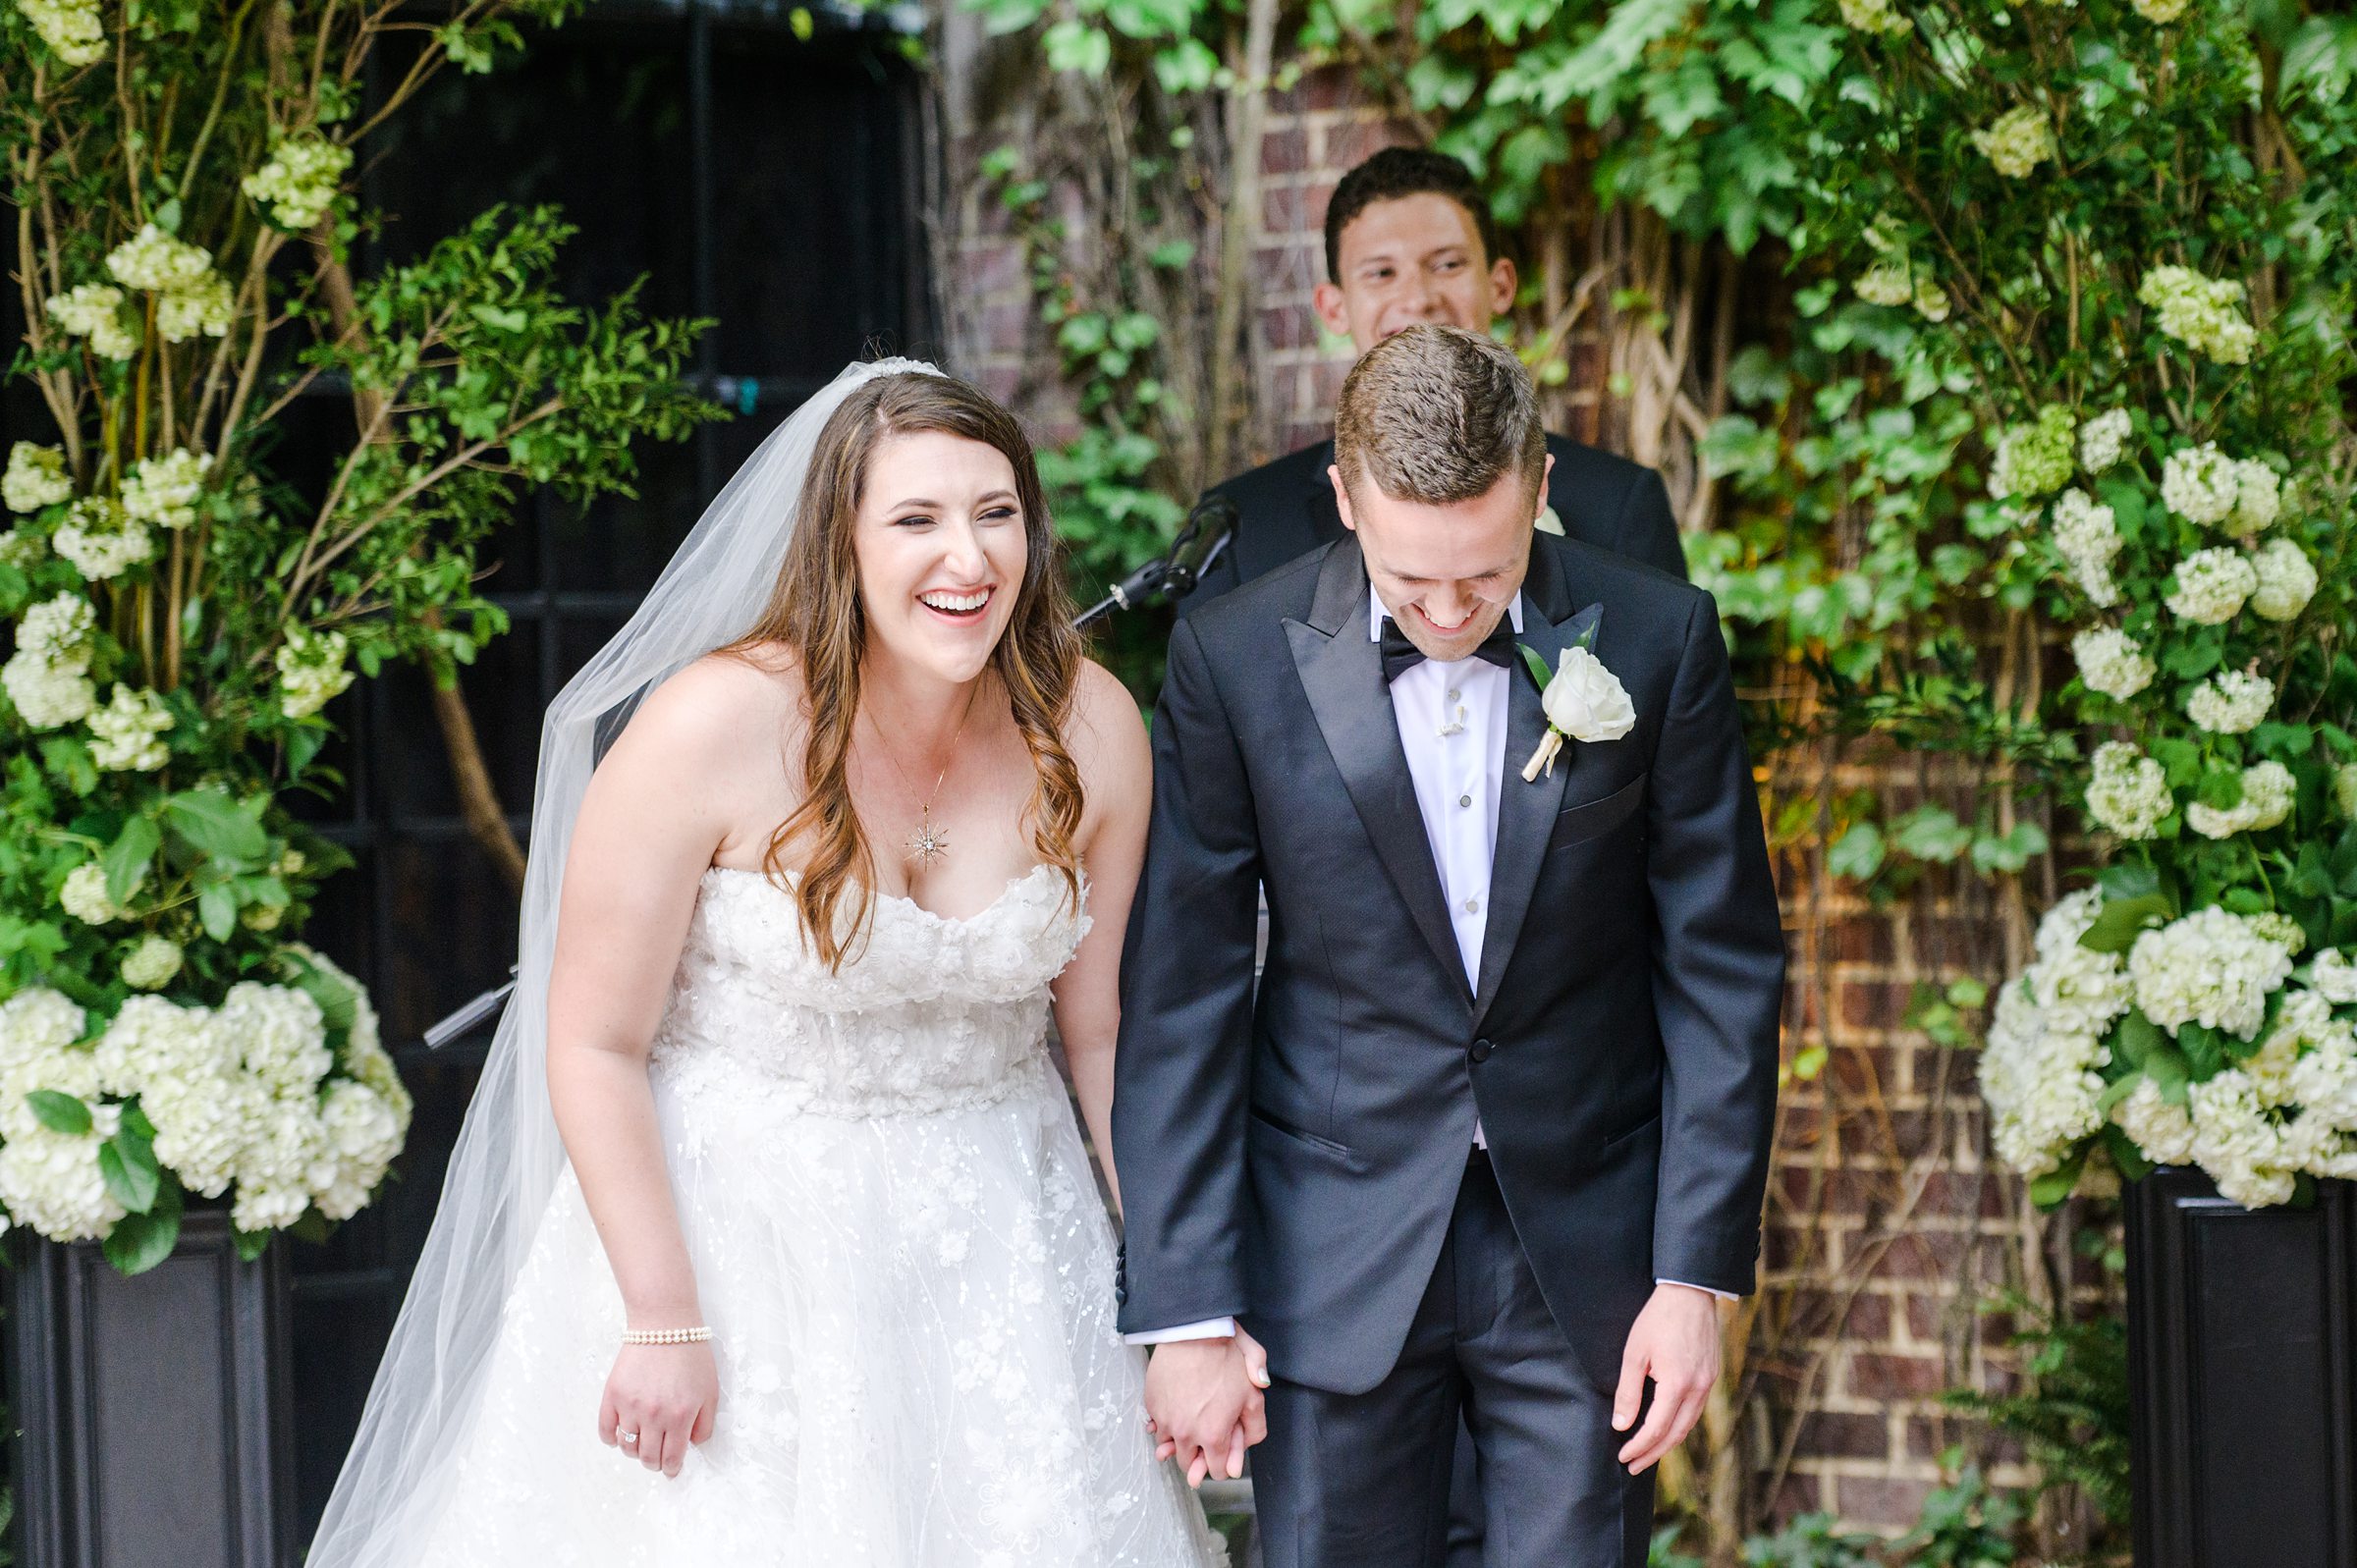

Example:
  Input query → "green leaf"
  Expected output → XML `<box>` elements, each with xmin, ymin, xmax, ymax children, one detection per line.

<box><xmin>199</xmin><ymin>881</ymin><xmax>239</xmax><ymax>942</ymax></box>
<box><xmin>2143</xmin><ymin>1043</ymin><xmax>2191</xmax><ymax>1103</ymax></box>
<box><xmin>104</xmin><ymin>815</ymin><xmax>162</xmax><ymax>907</ymax></box>
<box><xmin>27</xmin><ymin>1088</ymin><xmax>93</xmax><ymax>1135</ymax></box>
<box><xmin>2178</xmin><ymin>1023</ymin><xmax>2226</xmax><ymax>1079</ymax></box>
<box><xmin>1517</xmin><ymin>643</ymin><xmax>1555</xmax><ymax>690</ymax></box>
<box><xmin>98</xmin><ymin>1132</ymin><xmax>161</xmax><ymax>1215</ymax></box>
<box><xmin>1892</xmin><ymin>805</ymin><xmax>1973</xmax><ymax>862</ymax></box>
<box><xmin>1829</xmin><ymin>821</ymin><xmax>1886</xmax><ymax>882</ymax></box>
<box><xmin>2029</xmin><ymin>1148</ymin><xmax>2087</xmax><ymax>1208</ymax></box>
<box><xmin>101</xmin><ymin>1179</ymin><xmax>182</xmax><ymax>1276</ymax></box>
<box><xmin>163</xmin><ymin>788</ymin><xmax>270</xmax><ymax>864</ymax></box>
<box><xmin>2102</xmin><ymin>1124</ymin><xmax>2156</xmax><ymax>1180</ymax></box>
<box><xmin>234</xmin><ymin>1227</ymin><xmax>272</xmax><ymax>1263</ymax></box>
<box><xmin>2110</xmin><ymin>1010</ymin><xmax>2164</xmax><ymax>1071</ymax></box>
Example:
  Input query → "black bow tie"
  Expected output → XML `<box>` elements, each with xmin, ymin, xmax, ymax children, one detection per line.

<box><xmin>1379</xmin><ymin>616</ymin><xmax>1517</xmax><ymax>685</ymax></box>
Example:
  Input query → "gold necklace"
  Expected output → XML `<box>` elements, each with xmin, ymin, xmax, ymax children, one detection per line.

<box><xmin>864</xmin><ymin>680</ymin><xmax>982</xmax><ymax>870</ymax></box>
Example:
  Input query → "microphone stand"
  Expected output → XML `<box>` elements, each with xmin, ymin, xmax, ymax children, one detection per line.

<box><xmin>421</xmin><ymin>491</ymin><xmax>1243</xmax><ymax>1053</ymax></box>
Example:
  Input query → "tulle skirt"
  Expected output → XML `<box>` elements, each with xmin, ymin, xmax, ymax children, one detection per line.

<box><xmin>412</xmin><ymin>1049</ymin><xmax>1225</xmax><ymax>1567</ymax></box>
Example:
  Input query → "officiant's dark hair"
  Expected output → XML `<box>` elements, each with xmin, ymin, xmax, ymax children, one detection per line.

<box><xmin>723</xmin><ymin>370</ymin><xmax>1085</xmax><ymax>972</ymax></box>
<box><xmin>1333</xmin><ymin>324</ymin><xmax>1545</xmax><ymax>509</ymax></box>
<box><xmin>1324</xmin><ymin>146</ymin><xmax>1503</xmax><ymax>283</ymax></box>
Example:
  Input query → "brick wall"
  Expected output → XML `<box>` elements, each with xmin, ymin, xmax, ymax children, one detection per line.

<box><xmin>934</xmin><ymin>45</ymin><xmax>2048</xmax><ymax>1539</ymax></box>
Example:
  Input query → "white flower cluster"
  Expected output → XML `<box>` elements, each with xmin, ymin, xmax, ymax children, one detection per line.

<box><xmin>87</xmin><ymin>683</ymin><xmax>173</xmax><ymax>772</ymax></box>
<box><xmin>2186</xmin><ymin>760</ymin><xmax>2294</xmax><ymax>839</ymax></box>
<box><xmin>276</xmin><ymin>625</ymin><xmax>356</xmax><ymax>719</ymax></box>
<box><xmin>1989</xmin><ymin>406</ymin><xmax>2076</xmax><ymax>500</ymax></box>
<box><xmin>2159</xmin><ymin>443</ymin><xmax>2239</xmax><ymax>526</ymax></box>
<box><xmin>3</xmin><ymin>591</ymin><xmax>99</xmax><ymax>730</ymax></box>
<box><xmin>1851</xmin><ymin>222</ymin><xmax>1947</xmax><ymax>320</ymax></box>
<box><xmin>2165</xmin><ymin>546</ymin><xmax>2256</xmax><ymax>624</ymax></box>
<box><xmin>2069</xmin><ymin>626</ymin><xmax>2155</xmax><ymax>701</ymax></box>
<box><xmin>1837</xmin><ymin>0</ymin><xmax>1913</xmax><ymax>33</ymax></box>
<box><xmin>2129</xmin><ymin>0</ymin><xmax>2190</xmax><ymax>22</ymax></box>
<box><xmin>2050</xmin><ymin>487</ymin><xmax>2121</xmax><ymax>605</ymax></box>
<box><xmin>242</xmin><ymin>137</ymin><xmax>355</xmax><ymax>231</ymax></box>
<box><xmin>2129</xmin><ymin>906</ymin><xmax>2294</xmax><ymax>1040</ymax></box>
<box><xmin>1970</xmin><ymin>105</ymin><xmax>2058</xmax><ymax>180</ymax></box>
<box><xmin>5</xmin><ymin>442</ymin><xmax>74</xmax><ymax>513</ymax></box>
<box><xmin>18</xmin><ymin>0</ymin><xmax>106</xmax><ymax>65</ymax></box>
<box><xmin>121</xmin><ymin>448</ymin><xmax>213</xmax><ymax>529</ymax></box>
<box><xmin>46</xmin><ymin>282</ymin><xmax>137</xmax><ymax>361</ymax></box>
<box><xmin>2138</xmin><ymin>264</ymin><xmax>2257</xmax><ymax>364</ymax></box>
<box><xmin>60</xmin><ymin>862</ymin><xmax>133</xmax><ymax>925</ymax></box>
<box><xmin>0</xmin><ymin>955</ymin><xmax>411</xmax><ymax>1244</ymax></box>
<box><xmin>2086</xmin><ymin>741</ymin><xmax>2172</xmax><ymax>839</ymax></box>
<box><xmin>1981</xmin><ymin>891</ymin><xmax>2130</xmax><ymax>1176</ymax></box>
<box><xmin>2185</xmin><ymin>669</ymin><xmax>2274</xmax><ymax>734</ymax></box>
<box><xmin>52</xmin><ymin>496</ymin><xmax>152</xmax><ymax>581</ymax></box>
<box><xmin>2249</xmin><ymin>538</ymin><xmax>2318</xmax><ymax>622</ymax></box>
<box><xmin>102</xmin><ymin>227</ymin><xmax>236</xmax><ymax>345</ymax></box>
<box><xmin>2078</xmin><ymin>408</ymin><xmax>2132</xmax><ymax>473</ymax></box>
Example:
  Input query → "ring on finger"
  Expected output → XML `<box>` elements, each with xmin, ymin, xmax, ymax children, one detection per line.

<box><xmin>619</xmin><ymin>1430</ymin><xmax>639</xmax><ymax>1446</ymax></box>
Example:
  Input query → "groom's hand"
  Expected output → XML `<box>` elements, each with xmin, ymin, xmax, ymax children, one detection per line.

<box><xmin>1143</xmin><ymin>1329</ymin><xmax>1269</xmax><ymax>1487</ymax></box>
<box><xmin>1613</xmin><ymin>1282</ymin><xmax>1723</xmax><ymax>1474</ymax></box>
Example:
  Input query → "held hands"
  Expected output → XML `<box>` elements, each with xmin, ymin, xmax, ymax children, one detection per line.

<box><xmin>1613</xmin><ymin>1282</ymin><xmax>1723</xmax><ymax>1474</ymax></box>
<box><xmin>599</xmin><ymin>1337</ymin><xmax>720</xmax><ymax>1479</ymax></box>
<box><xmin>1143</xmin><ymin>1327</ymin><xmax>1271</xmax><ymax>1487</ymax></box>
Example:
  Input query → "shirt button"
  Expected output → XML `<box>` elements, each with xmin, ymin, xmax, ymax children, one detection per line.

<box><xmin>1463</xmin><ymin>897</ymin><xmax>1481</xmax><ymax>914</ymax></box>
<box><xmin>1458</xmin><ymin>793</ymin><xmax>1472</xmax><ymax>808</ymax></box>
<box><xmin>1446</xmin><ymin>688</ymin><xmax>1460</xmax><ymax>703</ymax></box>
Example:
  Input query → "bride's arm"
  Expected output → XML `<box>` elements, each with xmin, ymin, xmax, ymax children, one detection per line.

<box><xmin>544</xmin><ymin>659</ymin><xmax>761</xmax><ymax>1475</ymax></box>
<box><xmin>1051</xmin><ymin>660</ymin><xmax>1154</xmax><ymax>1215</ymax></box>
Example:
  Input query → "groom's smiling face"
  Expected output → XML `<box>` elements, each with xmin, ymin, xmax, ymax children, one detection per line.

<box><xmin>1332</xmin><ymin>457</ymin><xmax>1551</xmax><ymax>664</ymax></box>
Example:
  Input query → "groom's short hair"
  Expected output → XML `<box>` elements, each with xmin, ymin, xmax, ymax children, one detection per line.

<box><xmin>1333</xmin><ymin>325</ymin><xmax>1545</xmax><ymax>508</ymax></box>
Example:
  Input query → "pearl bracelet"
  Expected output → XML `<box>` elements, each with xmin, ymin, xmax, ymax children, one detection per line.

<box><xmin>621</xmin><ymin>1325</ymin><xmax>713</xmax><ymax>1346</ymax></box>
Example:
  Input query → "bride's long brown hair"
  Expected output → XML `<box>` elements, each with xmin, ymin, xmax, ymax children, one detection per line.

<box><xmin>721</xmin><ymin>370</ymin><xmax>1086</xmax><ymax>970</ymax></box>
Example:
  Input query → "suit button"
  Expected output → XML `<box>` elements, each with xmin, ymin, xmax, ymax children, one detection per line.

<box><xmin>1469</xmin><ymin>1038</ymin><xmax>1494</xmax><ymax>1063</ymax></box>
<box><xmin>1114</xmin><ymin>1283</ymin><xmax>1127</xmax><ymax>1305</ymax></box>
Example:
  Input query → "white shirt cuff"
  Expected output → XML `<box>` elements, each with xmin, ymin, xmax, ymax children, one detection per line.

<box><xmin>1657</xmin><ymin>1277</ymin><xmax>1738</xmax><ymax>1302</ymax></box>
<box><xmin>1123</xmin><ymin>1317</ymin><xmax>1238</xmax><ymax>1345</ymax></box>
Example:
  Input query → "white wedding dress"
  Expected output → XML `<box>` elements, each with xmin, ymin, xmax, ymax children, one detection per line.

<box><xmin>413</xmin><ymin>864</ymin><xmax>1226</xmax><ymax>1567</ymax></box>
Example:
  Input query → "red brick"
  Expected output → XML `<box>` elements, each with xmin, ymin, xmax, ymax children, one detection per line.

<box><xmin>1845</xmin><ymin>1350</ymin><xmax>1948</xmax><ymax>1401</ymax></box>
<box><xmin>1870</xmin><ymin>1228</ymin><xmax>1970</xmax><ymax>1281</ymax></box>
<box><xmin>1832</xmin><ymin>1474</ymin><xmax>1934</xmax><ymax>1532</ymax></box>
<box><xmin>1260</xmin><ymin>125</ymin><xmax>1311</xmax><ymax>177</ymax></box>
<box><xmin>1258</xmin><ymin>303</ymin><xmax>1320</xmax><ymax>352</ymax></box>
<box><xmin>1319</xmin><ymin>116</ymin><xmax>1412</xmax><ymax>172</ymax></box>
<box><xmin>1764</xmin><ymin>1473</ymin><xmax>1822</xmax><ymax>1518</ymax></box>
<box><xmin>1793</xmin><ymin>1412</ymin><xmax>1890</xmax><ymax>1460</ymax></box>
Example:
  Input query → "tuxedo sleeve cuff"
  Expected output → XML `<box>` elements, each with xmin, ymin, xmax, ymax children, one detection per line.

<box><xmin>1123</xmin><ymin>1317</ymin><xmax>1238</xmax><ymax>1345</ymax></box>
<box><xmin>1657</xmin><ymin>1277</ymin><xmax>1738</xmax><ymax>1303</ymax></box>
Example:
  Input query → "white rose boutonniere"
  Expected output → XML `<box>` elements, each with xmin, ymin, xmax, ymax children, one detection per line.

<box><xmin>1517</xmin><ymin>616</ymin><xmax>1635</xmax><ymax>781</ymax></box>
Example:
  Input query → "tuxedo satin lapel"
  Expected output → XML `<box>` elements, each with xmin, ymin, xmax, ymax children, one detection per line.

<box><xmin>1287</xmin><ymin>543</ymin><xmax>1470</xmax><ymax>1000</ymax></box>
<box><xmin>1472</xmin><ymin>577</ymin><xmax>1595</xmax><ymax>1021</ymax></box>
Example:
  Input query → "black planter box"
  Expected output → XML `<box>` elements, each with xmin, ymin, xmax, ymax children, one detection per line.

<box><xmin>5</xmin><ymin>1209</ymin><xmax>295</xmax><ymax>1568</ymax></box>
<box><xmin>2127</xmin><ymin>1167</ymin><xmax>2357</xmax><ymax>1568</ymax></box>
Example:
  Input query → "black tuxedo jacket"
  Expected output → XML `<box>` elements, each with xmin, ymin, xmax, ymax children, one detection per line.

<box><xmin>1179</xmin><ymin>433</ymin><xmax>1685</xmax><ymax>617</ymax></box>
<box><xmin>1113</xmin><ymin>534</ymin><xmax>1783</xmax><ymax>1395</ymax></box>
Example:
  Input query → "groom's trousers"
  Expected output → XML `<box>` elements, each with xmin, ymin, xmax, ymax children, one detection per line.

<box><xmin>1250</xmin><ymin>1148</ymin><xmax>1656</xmax><ymax>1568</ymax></box>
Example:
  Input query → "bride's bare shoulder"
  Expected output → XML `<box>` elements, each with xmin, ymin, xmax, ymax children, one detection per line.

<box><xmin>600</xmin><ymin>644</ymin><xmax>806</xmax><ymax>775</ymax></box>
<box><xmin>1063</xmin><ymin>658</ymin><xmax>1149</xmax><ymax>787</ymax></box>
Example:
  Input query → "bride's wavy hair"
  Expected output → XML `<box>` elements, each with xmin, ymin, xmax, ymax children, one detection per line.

<box><xmin>721</xmin><ymin>370</ymin><xmax>1086</xmax><ymax>970</ymax></box>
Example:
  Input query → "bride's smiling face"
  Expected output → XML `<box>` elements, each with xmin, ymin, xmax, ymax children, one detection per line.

<box><xmin>853</xmin><ymin>430</ymin><xmax>1029</xmax><ymax>685</ymax></box>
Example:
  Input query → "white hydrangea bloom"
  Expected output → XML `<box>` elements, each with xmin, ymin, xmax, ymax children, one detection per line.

<box><xmin>2050</xmin><ymin>487</ymin><xmax>2122</xmax><ymax>605</ymax></box>
<box><xmin>2230</xmin><ymin>460</ymin><xmax>2281</xmax><ymax>531</ymax></box>
<box><xmin>242</xmin><ymin>136</ymin><xmax>356</xmax><ymax>231</ymax></box>
<box><xmin>2165</xmin><ymin>546</ymin><xmax>2257</xmax><ymax>623</ymax></box>
<box><xmin>2187</xmin><ymin>1069</ymin><xmax>2296</xmax><ymax>1208</ymax></box>
<box><xmin>98</xmin><ymin>997</ymin><xmax>252</xmax><ymax>1199</ymax></box>
<box><xmin>1981</xmin><ymin>977</ymin><xmax>2110</xmax><ymax>1177</ymax></box>
<box><xmin>2129</xmin><ymin>905</ymin><xmax>2294</xmax><ymax>1041</ymax></box>
<box><xmin>87</xmin><ymin>683</ymin><xmax>174</xmax><ymax>771</ymax></box>
<box><xmin>2078</xmin><ymin>408</ymin><xmax>2132</xmax><ymax>473</ymax></box>
<box><xmin>52</xmin><ymin>496</ymin><xmax>152</xmax><ymax>580</ymax></box>
<box><xmin>1988</xmin><ymin>406</ymin><xmax>2076</xmax><ymax>501</ymax></box>
<box><xmin>2186</xmin><ymin>669</ymin><xmax>2274</xmax><ymax>734</ymax></box>
<box><xmin>2113</xmin><ymin>1077</ymin><xmax>2197</xmax><ymax>1164</ymax></box>
<box><xmin>2129</xmin><ymin>0</ymin><xmax>2189</xmax><ymax>21</ymax></box>
<box><xmin>154</xmin><ymin>273</ymin><xmax>236</xmax><ymax>344</ymax></box>
<box><xmin>0</xmin><ymin>1018</ymin><xmax>105</xmax><ymax>1142</ymax></box>
<box><xmin>18</xmin><ymin>0</ymin><xmax>107</xmax><ymax>64</ymax></box>
<box><xmin>1855</xmin><ymin>257</ymin><xmax>1914</xmax><ymax>307</ymax></box>
<box><xmin>59</xmin><ymin>862</ymin><xmax>131</xmax><ymax>925</ymax></box>
<box><xmin>2288</xmin><ymin>1015</ymin><xmax>2357</xmax><ymax>1131</ymax></box>
<box><xmin>120</xmin><ymin>935</ymin><xmax>184</xmax><ymax>991</ymax></box>
<box><xmin>1970</xmin><ymin>105</ymin><xmax>2057</xmax><ymax>179</ymax></box>
<box><xmin>2138</xmin><ymin>263</ymin><xmax>2257</xmax><ymax>364</ymax></box>
<box><xmin>15</xmin><ymin>590</ymin><xmax>96</xmax><ymax>661</ymax></box>
<box><xmin>2086</xmin><ymin>741</ymin><xmax>2172</xmax><ymax>839</ymax></box>
<box><xmin>2248</xmin><ymin>911</ymin><xmax>2306</xmax><ymax>956</ymax></box>
<box><xmin>0</xmin><ymin>1108</ymin><xmax>126</xmax><ymax>1242</ymax></box>
<box><xmin>218</xmin><ymin>982</ymin><xmax>332</xmax><ymax>1095</ymax></box>
<box><xmin>2249</xmin><ymin>538</ymin><xmax>2318</xmax><ymax>622</ymax></box>
<box><xmin>120</xmin><ymin>449</ymin><xmax>213</xmax><ymax>529</ymax></box>
<box><xmin>104</xmin><ymin>225</ymin><xmax>216</xmax><ymax>295</ymax></box>
<box><xmin>1837</xmin><ymin>0</ymin><xmax>1913</xmax><ymax>33</ymax></box>
<box><xmin>276</xmin><ymin>625</ymin><xmax>356</xmax><ymax>719</ymax></box>
<box><xmin>2311</xmin><ymin>949</ymin><xmax>2357</xmax><ymax>1005</ymax></box>
<box><xmin>0</xmin><ymin>525</ymin><xmax>45</xmax><ymax>569</ymax></box>
<box><xmin>1911</xmin><ymin>277</ymin><xmax>1949</xmax><ymax>321</ymax></box>
<box><xmin>2186</xmin><ymin>760</ymin><xmax>2295</xmax><ymax>839</ymax></box>
<box><xmin>45</xmin><ymin>282</ymin><xmax>138</xmax><ymax>360</ymax></box>
<box><xmin>2070</xmin><ymin>626</ymin><xmax>2155</xmax><ymax>700</ymax></box>
<box><xmin>1</xmin><ymin>653</ymin><xmax>95</xmax><ymax>729</ymax></box>
<box><xmin>2159</xmin><ymin>443</ymin><xmax>2240</xmax><ymax>526</ymax></box>
<box><xmin>4</xmin><ymin>442</ymin><xmax>75</xmax><ymax>513</ymax></box>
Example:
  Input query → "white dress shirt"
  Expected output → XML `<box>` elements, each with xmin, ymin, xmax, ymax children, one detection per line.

<box><xmin>1125</xmin><ymin>591</ymin><xmax>1727</xmax><ymax>1345</ymax></box>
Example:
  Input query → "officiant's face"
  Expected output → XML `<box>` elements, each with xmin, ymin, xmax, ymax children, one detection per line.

<box><xmin>1334</xmin><ymin>458</ymin><xmax>1550</xmax><ymax>663</ymax></box>
<box><xmin>1314</xmin><ymin>194</ymin><xmax>1518</xmax><ymax>353</ymax></box>
<box><xmin>854</xmin><ymin>430</ymin><xmax>1028</xmax><ymax>685</ymax></box>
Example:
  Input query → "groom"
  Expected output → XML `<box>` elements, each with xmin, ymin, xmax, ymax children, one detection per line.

<box><xmin>1112</xmin><ymin>325</ymin><xmax>1783</xmax><ymax>1565</ymax></box>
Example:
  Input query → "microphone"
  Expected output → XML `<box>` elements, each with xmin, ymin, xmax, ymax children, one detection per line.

<box><xmin>1072</xmin><ymin>491</ymin><xmax>1241</xmax><ymax>626</ymax></box>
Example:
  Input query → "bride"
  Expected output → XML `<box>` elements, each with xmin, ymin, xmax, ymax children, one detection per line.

<box><xmin>307</xmin><ymin>361</ymin><xmax>1239</xmax><ymax>1565</ymax></box>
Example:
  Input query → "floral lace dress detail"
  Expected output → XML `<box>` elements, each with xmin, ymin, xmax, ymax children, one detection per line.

<box><xmin>418</xmin><ymin>866</ymin><xmax>1227</xmax><ymax>1567</ymax></box>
